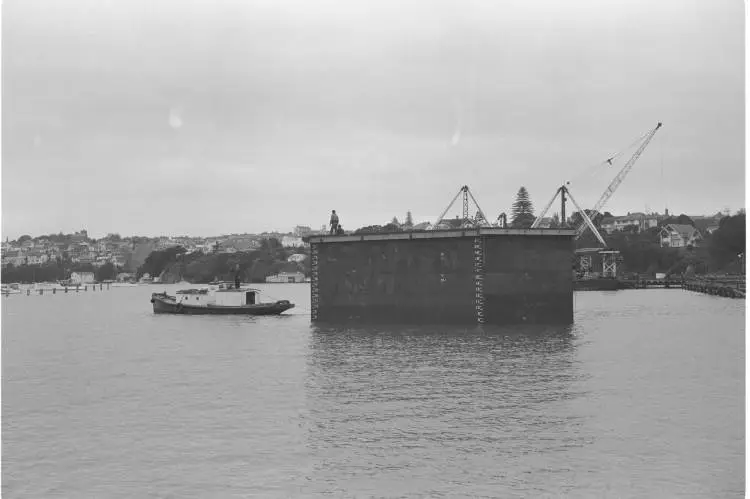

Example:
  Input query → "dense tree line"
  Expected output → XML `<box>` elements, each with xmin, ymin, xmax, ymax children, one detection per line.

<box><xmin>707</xmin><ymin>213</ymin><xmax>745</xmax><ymax>271</ymax></box>
<box><xmin>574</xmin><ymin>212</ymin><xmax>745</xmax><ymax>275</ymax></box>
<box><xmin>0</xmin><ymin>261</ymin><xmax>118</xmax><ymax>283</ymax></box>
<box><xmin>136</xmin><ymin>238</ymin><xmax>309</xmax><ymax>284</ymax></box>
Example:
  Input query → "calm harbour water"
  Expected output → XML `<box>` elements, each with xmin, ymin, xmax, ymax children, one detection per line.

<box><xmin>2</xmin><ymin>284</ymin><xmax>745</xmax><ymax>498</ymax></box>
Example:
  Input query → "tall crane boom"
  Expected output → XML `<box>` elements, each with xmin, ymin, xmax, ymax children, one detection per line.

<box><xmin>575</xmin><ymin>122</ymin><xmax>662</xmax><ymax>239</ymax></box>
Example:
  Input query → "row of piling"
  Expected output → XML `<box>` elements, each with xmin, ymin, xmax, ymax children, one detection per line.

<box><xmin>5</xmin><ymin>283</ymin><xmax>111</xmax><ymax>296</ymax></box>
<box><xmin>682</xmin><ymin>279</ymin><xmax>745</xmax><ymax>299</ymax></box>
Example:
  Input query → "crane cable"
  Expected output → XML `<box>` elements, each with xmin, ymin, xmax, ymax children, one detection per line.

<box><xmin>567</xmin><ymin>129</ymin><xmax>652</xmax><ymax>186</ymax></box>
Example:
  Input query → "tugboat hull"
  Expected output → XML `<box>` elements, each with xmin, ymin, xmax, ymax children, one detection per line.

<box><xmin>150</xmin><ymin>293</ymin><xmax>295</xmax><ymax>315</ymax></box>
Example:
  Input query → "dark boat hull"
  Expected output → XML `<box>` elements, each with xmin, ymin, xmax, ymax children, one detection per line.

<box><xmin>150</xmin><ymin>293</ymin><xmax>295</xmax><ymax>315</ymax></box>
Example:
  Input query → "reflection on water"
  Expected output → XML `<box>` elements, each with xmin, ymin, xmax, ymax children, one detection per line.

<box><xmin>304</xmin><ymin>324</ymin><xmax>591</xmax><ymax>496</ymax></box>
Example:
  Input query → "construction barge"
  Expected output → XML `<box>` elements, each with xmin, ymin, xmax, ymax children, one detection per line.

<box><xmin>305</xmin><ymin>123</ymin><xmax>669</xmax><ymax>324</ymax></box>
<box><xmin>307</xmin><ymin>227</ymin><xmax>576</xmax><ymax>325</ymax></box>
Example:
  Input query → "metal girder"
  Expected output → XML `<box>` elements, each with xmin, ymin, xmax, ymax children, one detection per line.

<box><xmin>602</xmin><ymin>253</ymin><xmax>618</xmax><ymax>277</ymax></box>
<box><xmin>564</xmin><ymin>188</ymin><xmax>607</xmax><ymax>247</ymax></box>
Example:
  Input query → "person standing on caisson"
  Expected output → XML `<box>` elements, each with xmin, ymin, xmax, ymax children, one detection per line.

<box><xmin>329</xmin><ymin>210</ymin><xmax>340</xmax><ymax>235</ymax></box>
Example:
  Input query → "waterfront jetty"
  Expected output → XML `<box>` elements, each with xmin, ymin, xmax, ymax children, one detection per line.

<box><xmin>3</xmin><ymin>282</ymin><xmax>112</xmax><ymax>296</ymax></box>
<box><xmin>307</xmin><ymin>227</ymin><xmax>576</xmax><ymax>325</ymax></box>
<box><xmin>682</xmin><ymin>276</ymin><xmax>745</xmax><ymax>299</ymax></box>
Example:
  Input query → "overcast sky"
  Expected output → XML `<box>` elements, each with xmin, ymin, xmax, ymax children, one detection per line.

<box><xmin>2</xmin><ymin>0</ymin><xmax>745</xmax><ymax>239</ymax></box>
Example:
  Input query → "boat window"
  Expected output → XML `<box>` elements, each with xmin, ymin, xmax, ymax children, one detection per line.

<box><xmin>246</xmin><ymin>291</ymin><xmax>255</xmax><ymax>305</ymax></box>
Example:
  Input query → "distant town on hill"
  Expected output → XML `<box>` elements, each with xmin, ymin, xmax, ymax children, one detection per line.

<box><xmin>1</xmin><ymin>204</ymin><xmax>745</xmax><ymax>284</ymax></box>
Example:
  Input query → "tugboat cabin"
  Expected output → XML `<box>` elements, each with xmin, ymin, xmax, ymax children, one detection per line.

<box><xmin>175</xmin><ymin>288</ymin><xmax>259</xmax><ymax>306</ymax></box>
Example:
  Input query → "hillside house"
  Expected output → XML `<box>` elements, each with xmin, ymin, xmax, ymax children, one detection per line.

<box><xmin>600</xmin><ymin>213</ymin><xmax>661</xmax><ymax>234</ymax></box>
<box><xmin>26</xmin><ymin>252</ymin><xmax>49</xmax><ymax>265</ymax></box>
<box><xmin>660</xmin><ymin>224</ymin><xmax>702</xmax><ymax>248</ymax></box>
<box><xmin>2</xmin><ymin>250</ymin><xmax>26</xmax><ymax>267</ymax></box>
<box><xmin>281</xmin><ymin>236</ymin><xmax>306</xmax><ymax>248</ymax></box>
<box><xmin>70</xmin><ymin>271</ymin><xmax>95</xmax><ymax>284</ymax></box>
<box><xmin>71</xmin><ymin>230</ymin><xmax>88</xmax><ymax>243</ymax></box>
<box><xmin>535</xmin><ymin>217</ymin><xmax>555</xmax><ymax>229</ymax></box>
<box><xmin>266</xmin><ymin>271</ymin><xmax>306</xmax><ymax>283</ymax></box>
<box><xmin>412</xmin><ymin>222</ymin><xmax>433</xmax><ymax>231</ymax></box>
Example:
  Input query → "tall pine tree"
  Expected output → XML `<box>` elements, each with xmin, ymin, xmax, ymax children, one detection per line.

<box><xmin>404</xmin><ymin>211</ymin><xmax>413</xmax><ymax>228</ymax></box>
<box><xmin>511</xmin><ymin>187</ymin><xmax>535</xmax><ymax>228</ymax></box>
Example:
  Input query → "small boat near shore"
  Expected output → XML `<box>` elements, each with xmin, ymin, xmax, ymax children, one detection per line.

<box><xmin>150</xmin><ymin>284</ymin><xmax>295</xmax><ymax>316</ymax></box>
<box><xmin>1</xmin><ymin>283</ymin><xmax>22</xmax><ymax>295</ymax></box>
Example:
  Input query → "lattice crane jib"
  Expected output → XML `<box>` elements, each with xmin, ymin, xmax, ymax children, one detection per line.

<box><xmin>575</xmin><ymin>122</ymin><xmax>663</xmax><ymax>238</ymax></box>
<box><xmin>532</xmin><ymin>123</ymin><xmax>663</xmax><ymax>238</ymax></box>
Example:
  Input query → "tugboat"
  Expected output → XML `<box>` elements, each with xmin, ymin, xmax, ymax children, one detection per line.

<box><xmin>150</xmin><ymin>282</ymin><xmax>294</xmax><ymax>316</ymax></box>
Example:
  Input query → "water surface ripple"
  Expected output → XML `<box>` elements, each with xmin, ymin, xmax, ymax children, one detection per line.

<box><xmin>2</xmin><ymin>286</ymin><xmax>744</xmax><ymax>497</ymax></box>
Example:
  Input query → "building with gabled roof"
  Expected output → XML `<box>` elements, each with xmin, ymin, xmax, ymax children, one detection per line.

<box><xmin>660</xmin><ymin>224</ymin><xmax>702</xmax><ymax>248</ymax></box>
<box><xmin>600</xmin><ymin>212</ymin><xmax>661</xmax><ymax>234</ymax></box>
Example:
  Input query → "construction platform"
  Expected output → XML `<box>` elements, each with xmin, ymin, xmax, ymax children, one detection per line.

<box><xmin>307</xmin><ymin>228</ymin><xmax>576</xmax><ymax>325</ymax></box>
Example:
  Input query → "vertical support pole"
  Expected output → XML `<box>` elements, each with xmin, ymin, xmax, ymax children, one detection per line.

<box><xmin>462</xmin><ymin>186</ymin><xmax>469</xmax><ymax>223</ymax></box>
<box><xmin>310</xmin><ymin>242</ymin><xmax>319</xmax><ymax>321</ymax></box>
<box><xmin>560</xmin><ymin>186</ymin><xmax>567</xmax><ymax>227</ymax></box>
<box><xmin>473</xmin><ymin>236</ymin><xmax>485</xmax><ymax>324</ymax></box>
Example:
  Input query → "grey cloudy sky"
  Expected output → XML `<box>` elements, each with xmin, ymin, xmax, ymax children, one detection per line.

<box><xmin>2</xmin><ymin>0</ymin><xmax>745</xmax><ymax>239</ymax></box>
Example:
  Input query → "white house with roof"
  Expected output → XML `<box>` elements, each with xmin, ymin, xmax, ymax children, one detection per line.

<box><xmin>281</xmin><ymin>236</ymin><xmax>306</xmax><ymax>248</ymax></box>
<box><xmin>25</xmin><ymin>252</ymin><xmax>49</xmax><ymax>265</ymax></box>
<box><xmin>660</xmin><ymin>224</ymin><xmax>702</xmax><ymax>248</ymax></box>
<box><xmin>412</xmin><ymin>222</ymin><xmax>433</xmax><ymax>231</ymax></box>
<box><xmin>600</xmin><ymin>213</ymin><xmax>661</xmax><ymax>234</ymax></box>
<box><xmin>70</xmin><ymin>271</ymin><xmax>95</xmax><ymax>284</ymax></box>
<box><xmin>266</xmin><ymin>271</ymin><xmax>306</xmax><ymax>283</ymax></box>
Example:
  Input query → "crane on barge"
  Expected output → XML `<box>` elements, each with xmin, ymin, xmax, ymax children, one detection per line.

<box><xmin>532</xmin><ymin>122</ymin><xmax>663</xmax><ymax>277</ymax></box>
